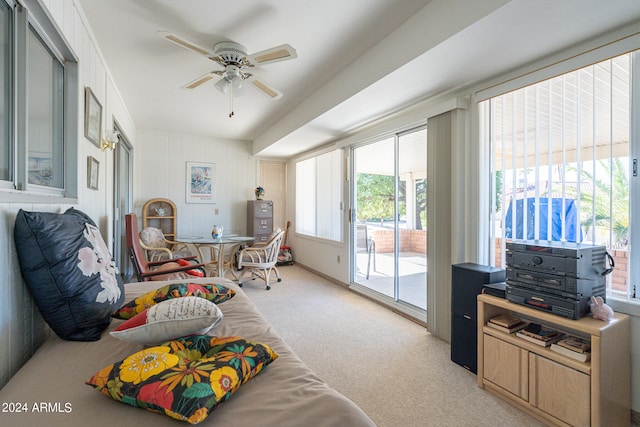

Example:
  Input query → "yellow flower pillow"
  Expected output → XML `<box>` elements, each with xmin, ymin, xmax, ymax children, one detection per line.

<box><xmin>86</xmin><ymin>335</ymin><xmax>278</xmax><ymax>424</ymax></box>
<box><xmin>113</xmin><ymin>282</ymin><xmax>235</xmax><ymax>320</ymax></box>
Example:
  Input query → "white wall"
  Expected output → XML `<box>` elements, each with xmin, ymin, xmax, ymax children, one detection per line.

<box><xmin>133</xmin><ymin>130</ymin><xmax>257</xmax><ymax>238</ymax></box>
<box><xmin>0</xmin><ymin>0</ymin><xmax>135</xmax><ymax>387</ymax></box>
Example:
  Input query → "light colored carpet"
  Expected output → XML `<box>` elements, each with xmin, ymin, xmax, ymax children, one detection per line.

<box><xmin>239</xmin><ymin>264</ymin><xmax>545</xmax><ymax>427</ymax></box>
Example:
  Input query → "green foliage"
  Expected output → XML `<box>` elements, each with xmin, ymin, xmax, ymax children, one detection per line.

<box><xmin>493</xmin><ymin>170</ymin><xmax>503</xmax><ymax>212</ymax></box>
<box><xmin>356</xmin><ymin>173</ymin><xmax>404</xmax><ymax>222</ymax></box>
<box><xmin>565</xmin><ymin>158</ymin><xmax>629</xmax><ymax>248</ymax></box>
<box><xmin>415</xmin><ymin>179</ymin><xmax>427</xmax><ymax>230</ymax></box>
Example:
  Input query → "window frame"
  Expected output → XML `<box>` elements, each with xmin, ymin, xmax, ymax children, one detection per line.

<box><xmin>0</xmin><ymin>0</ymin><xmax>13</xmax><ymax>189</ymax></box>
<box><xmin>477</xmin><ymin>39</ymin><xmax>640</xmax><ymax>312</ymax></box>
<box><xmin>0</xmin><ymin>0</ymin><xmax>78</xmax><ymax>203</ymax></box>
<box><xmin>295</xmin><ymin>148</ymin><xmax>344</xmax><ymax>243</ymax></box>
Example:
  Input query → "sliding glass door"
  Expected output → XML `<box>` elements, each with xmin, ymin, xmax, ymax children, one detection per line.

<box><xmin>351</xmin><ymin>126</ymin><xmax>427</xmax><ymax>317</ymax></box>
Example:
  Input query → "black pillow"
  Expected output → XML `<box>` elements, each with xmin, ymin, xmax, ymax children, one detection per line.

<box><xmin>14</xmin><ymin>208</ymin><xmax>125</xmax><ymax>341</ymax></box>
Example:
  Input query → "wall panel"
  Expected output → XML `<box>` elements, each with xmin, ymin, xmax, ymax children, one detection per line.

<box><xmin>0</xmin><ymin>0</ymin><xmax>136</xmax><ymax>388</ymax></box>
<box><xmin>134</xmin><ymin>130</ymin><xmax>256</xmax><ymax>239</ymax></box>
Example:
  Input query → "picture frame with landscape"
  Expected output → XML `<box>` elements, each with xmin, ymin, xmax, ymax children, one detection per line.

<box><xmin>84</xmin><ymin>87</ymin><xmax>102</xmax><ymax>147</ymax></box>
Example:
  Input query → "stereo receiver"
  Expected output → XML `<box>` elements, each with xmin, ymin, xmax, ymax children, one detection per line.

<box><xmin>505</xmin><ymin>240</ymin><xmax>612</xmax><ymax>319</ymax></box>
<box><xmin>505</xmin><ymin>241</ymin><xmax>610</xmax><ymax>278</ymax></box>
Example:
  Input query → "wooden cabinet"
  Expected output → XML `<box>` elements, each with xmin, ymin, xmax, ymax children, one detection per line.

<box><xmin>247</xmin><ymin>200</ymin><xmax>273</xmax><ymax>243</ymax></box>
<box><xmin>142</xmin><ymin>198</ymin><xmax>177</xmax><ymax>240</ymax></box>
<box><xmin>530</xmin><ymin>353</ymin><xmax>591</xmax><ymax>426</ymax></box>
<box><xmin>483</xmin><ymin>334</ymin><xmax>528</xmax><ymax>399</ymax></box>
<box><xmin>477</xmin><ymin>294</ymin><xmax>630</xmax><ymax>427</ymax></box>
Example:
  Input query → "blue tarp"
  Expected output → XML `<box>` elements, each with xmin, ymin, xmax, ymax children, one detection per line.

<box><xmin>505</xmin><ymin>198</ymin><xmax>582</xmax><ymax>242</ymax></box>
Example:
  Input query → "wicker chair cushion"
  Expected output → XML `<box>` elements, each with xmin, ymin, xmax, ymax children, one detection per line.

<box><xmin>139</xmin><ymin>227</ymin><xmax>167</xmax><ymax>248</ymax></box>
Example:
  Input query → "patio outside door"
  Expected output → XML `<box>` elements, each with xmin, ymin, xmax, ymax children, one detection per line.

<box><xmin>351</xmin><ymin>126</ymin><xmax>427</xmax><ymax>317</ymax></box>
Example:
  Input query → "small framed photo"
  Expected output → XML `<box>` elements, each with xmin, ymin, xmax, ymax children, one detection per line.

<box><xmin>87</xmin><ymin>156</ymin><xmax>99</xmax><ymax>190</ymax></box>
<box><xmin>186</xmin><ymin>161</ymin><xmax>215</xmax><ymax>203</ymax></box>
<box><xmin>84</xmin><ymin>87</ymin><xmax>102</xmax><ymax>147</ymax></box>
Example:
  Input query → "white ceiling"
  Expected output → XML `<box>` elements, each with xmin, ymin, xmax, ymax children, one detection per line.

<box><xmin>77</xmin><ymin>0</ymin><xmax>640</xmax><ymax>159</ymax></box>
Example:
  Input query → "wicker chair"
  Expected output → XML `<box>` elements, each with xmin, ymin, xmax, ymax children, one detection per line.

<box><xmin>237</xmin><ymin>230</ymin><xmax>285</xmax><ymax>290</ymax></box>
<box><xmin>139</xmin><ymin>226</ymin><xmax>192</xmax><ymax>262</ymax></box>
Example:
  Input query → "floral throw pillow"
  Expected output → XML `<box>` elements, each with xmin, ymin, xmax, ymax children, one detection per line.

<box><xmin>86</xmin><ymin>335</ymin><xmax>278</xmax><ymax>424</ymax></box>
<box><xmin>113</xmin><ymin>282</ymin><xmax>235</xmax><ymax>320</ymax></box>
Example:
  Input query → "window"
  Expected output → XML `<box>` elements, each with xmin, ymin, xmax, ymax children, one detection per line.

<box><xmin>0</xmin><ymin>0</ymin><xmax>77</xmax><ymax>198</ymax></box>
<box><xmin>483</xmin><ymin>52</ymin><xmax>635</xmax><ymax>301</ymax></box>
<box><xmin>27</xmin><ymin>27</ymin><xmax>64</xmax><ymax>188</ymax></box>
<box><xmin>295</xmin><ymin>149</ymin><xmax>343</xmax><ymax>241</ymax></box>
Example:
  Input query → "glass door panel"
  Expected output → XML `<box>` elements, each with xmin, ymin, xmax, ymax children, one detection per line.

<box><xmin>114</xmin><ymin>129</ymin><xmax>132</xmax><ymax>276</ymax></box>
<box><xmin>351</xmin><ymin>126</ymin><xmax>427</xmax><ymax>313</ymax></box>
<box><xmin>353</xmin><ymin>137</ymin><xmax>395</xmax><ymax>298</ymax></box>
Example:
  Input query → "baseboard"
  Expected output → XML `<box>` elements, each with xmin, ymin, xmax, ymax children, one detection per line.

<box><xmin>632</xmin><ymin>409</ymin><xmax>640</xmax><ymax>425</ymax></box>
<box><xmin>294</xmin><ymin>262</ymin><xmax>350</xmax><ymax>288</ymax></box>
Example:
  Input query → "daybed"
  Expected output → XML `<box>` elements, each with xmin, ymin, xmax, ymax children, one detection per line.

<box><xmin>0</xmin><ymin>277</ymin><xmax>375</xmax><ymax>426</ymax></box>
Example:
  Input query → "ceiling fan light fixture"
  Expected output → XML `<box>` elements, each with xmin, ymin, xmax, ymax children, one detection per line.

<box><xmin>214</xmin><ymin>77</ymin><xmax>230</xmax><ymax>94</ymax></box>
<box><xmin>231</xmin><ymin>75</ymin><xmax>243</xmax><ymax>92</ymax></box>
<box><xmin>215</xmin><ymin>65</ymin><xmax>244</xmax><ymax>96</ymax></box>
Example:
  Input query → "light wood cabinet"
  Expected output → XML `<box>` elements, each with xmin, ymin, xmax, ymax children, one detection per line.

<box><xmin>530</xmin><ymin>353</ymin><xmax>590</xmax><ymax>426</ymax></box>
<box><xmin>477</xmin><ymin>294</ymin><xmax>630</xmax><ymax>427</ymax></box>
<box><xmin>142</xmin><ymin>198</ymin><xmax>177</xmax><ymax>240</ymax></box>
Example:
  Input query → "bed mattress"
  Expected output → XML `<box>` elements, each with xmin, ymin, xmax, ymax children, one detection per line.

<box><xmin>0</xmin><ymin>278</ymin><xmax>375</xmax><ymax>426</ymax></box>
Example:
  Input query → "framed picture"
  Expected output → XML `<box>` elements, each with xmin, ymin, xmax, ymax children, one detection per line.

<box><xmin>186</xmin><ymin>162</ymin><xmax>215</xmax><ymax>203</ymax></box>
<box><xmin>84</xmin><ymin>87</ymin><xmax>102</xmax><ymax>147</ymax></box>
<box><xmin>87</xmin><ymin>156</ymin><xmax>99</xmax><ymax>190</ymax></box>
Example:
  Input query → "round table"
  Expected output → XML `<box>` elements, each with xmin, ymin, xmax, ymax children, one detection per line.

<box><xmin>176</xmin><ymin>235</ymin><xmax>254</xmax><ymax>278</ymax></box>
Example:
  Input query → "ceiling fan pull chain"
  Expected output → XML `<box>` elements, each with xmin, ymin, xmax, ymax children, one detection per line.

<box><xmin>229</xmin><ymin>85</ymin><xmax>233</xmax><ymax>117</ymax></box>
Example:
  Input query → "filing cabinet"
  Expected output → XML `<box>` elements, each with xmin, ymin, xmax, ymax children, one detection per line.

<box><xmin>247</xmin><ymin>200</ymin><xmax>273</xmax><ymax>242</ymax></box>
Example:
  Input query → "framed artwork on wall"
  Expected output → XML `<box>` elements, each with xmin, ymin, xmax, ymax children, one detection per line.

<box><xmin>186</xmin><ymin>162</ymin><xmax>215</xmax><ymax>203</ymax></box>
<box><xmin>87</xmin><ymin>156</ymin><xmax>99</xmax><ymax>190</ymax></box>
<box><xmin>84</xmin><ymin>87</ymin><xmax>102</xmax><ymax>147</ymax></box>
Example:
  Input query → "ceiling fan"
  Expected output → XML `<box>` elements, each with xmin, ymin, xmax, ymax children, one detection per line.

<box><xmin>159</xmin><ymin>31</ymin><xmax>297</xmax><ymax>117</ymax></box>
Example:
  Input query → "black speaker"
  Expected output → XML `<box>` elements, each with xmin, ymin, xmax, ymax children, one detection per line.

<box><xmin>451</xmin><ymin>263</ymin><xmax>505</xmax><ymax>373</ymax></box>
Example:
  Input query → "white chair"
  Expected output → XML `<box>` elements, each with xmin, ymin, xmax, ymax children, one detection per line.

<box><xmin>237</xmin><ymin>230</ymin><xmax>285</xmax><ymax>290</ymax></box>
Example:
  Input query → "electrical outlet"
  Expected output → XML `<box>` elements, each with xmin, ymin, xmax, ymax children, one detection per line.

<box><xmin>214</xmin><ymin>208</ymin><xmax>219</xmax><ymax>215</ymax></box>
<box><xmin>337</xmin><ymin>255</ymin><xmax>341</xmax><ymax>263</ymax></box>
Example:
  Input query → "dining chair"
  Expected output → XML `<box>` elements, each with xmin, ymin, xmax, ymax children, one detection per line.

<box><xmin>237</xmin><ymin>230</ymin><xmax>285</xmax><ymax>290</ymax></box>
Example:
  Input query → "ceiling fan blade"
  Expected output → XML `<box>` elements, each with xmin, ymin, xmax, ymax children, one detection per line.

<box><xmin>158</xmin><ymin>31</ymin><xmax>220</xmax><ymax>61</ymax></box>
<box><xmin>247</xmin><ymin>76</ymin><xmax>283</xmax><ymax>100</ymax></box>
<box><xmin>246</xmin><ymin>44</ymin><xmax>297</xmax><ymax>66</ymax></box>
<box><xmin>182</xmin><ymin>72</ymin><xmax>219</xmax><ymax>89</ymax></box>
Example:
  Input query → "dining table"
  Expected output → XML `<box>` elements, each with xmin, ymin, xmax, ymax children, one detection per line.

<box><xmin>176</xmin><ymin>235</ymin><xmax>255</xmax><ymax>279</ymax></box>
